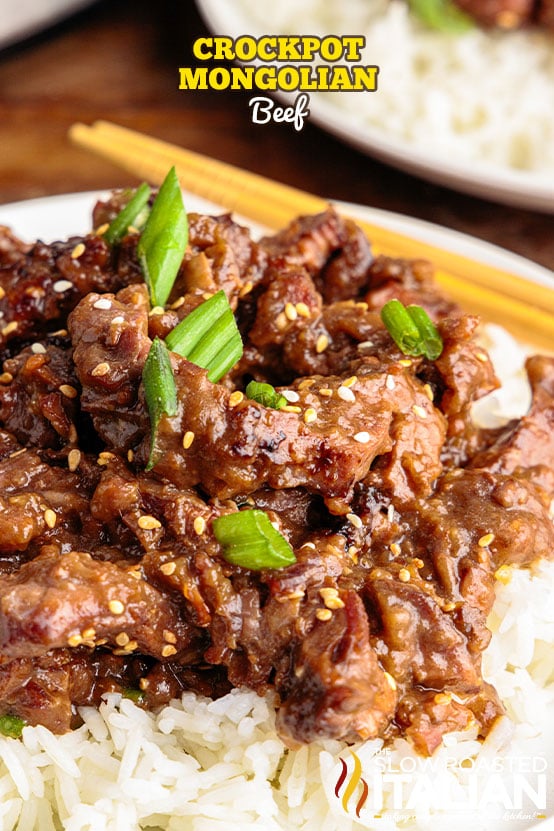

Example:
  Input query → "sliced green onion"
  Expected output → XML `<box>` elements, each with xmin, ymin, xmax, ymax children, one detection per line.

<box><xmin>166</xmin><ymin>290</ymin><xmax>243</xmax><ymax>383</ymax></box>
<box><xmin>122</xmin><ymin>688</ymin><xmax>145</xmax><ymax>703</ymax></box>
<box><xmin>103</xmin><ymin>182</ymin><xmax>152</xmax><ymax>246</ymax></box>
<box><xmin>0</xmin><ymin>714</ymin><xmax>25</xmax><ymax>738</ymax></box>
<box><xmin>137</xmin><ymin>167</ymin><xmax>188</xmax><ymax>307</ymax></box>
<box><xmin>381</xmin><ymin>299</ymin><xmax>443</xmax><ymax>360</ymax></box>
<box><xmin>245</xmin><ymin>380</ymin><xmax>287</xmax><ymax>410</ymax></box>
<box><xmin>406</xmin><ymin>304</ymin><xmax>444</xmax><ymax>360</ymax></box>
<box><xmin>380</xmin><ymin>299</ymin><xmax>423</xmax><ymax>357</ymax></box>
<box><xmin>143</xmin><ymin>337</ymin><xmax>178</xmax><ymax>470</ymax></box>
<box><xmin>407</xmin><ymin>0</ymin><xmax>474</xmax><ymax>33</ymax></box>
<box><xmin>212</xmin><ymin>509</ymin><xmax>296</xmax><ymax>570</ymax></box>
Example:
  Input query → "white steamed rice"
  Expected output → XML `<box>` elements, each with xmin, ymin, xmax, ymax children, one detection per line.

<box><xmin>232</xmin><ymin>0</ymin><xmax>554</xmax><ymax>176</ymax></box>
<box><xmin>0</xmin><ymin>325</ymin><xmax>552</xmax><ymax>831</ymax></box>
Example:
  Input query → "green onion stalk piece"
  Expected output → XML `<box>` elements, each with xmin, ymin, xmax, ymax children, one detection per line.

<box><xmin>245</xmin><ymin>380</ymin><xmax>287</xmax><ymax>410</ymax></box>
<box><xmin>137</xmin><ymin>167</ymin><xmax>188</xmax><ymax>307</ymax></box>
<box><xmin>102</xmin><ymin>182</ymin><xmax>152</xmax><ymax>246</ymax></box>
<box><xmin>405</xmin><ymin>304</ymin><xmax>444</xmax><ymax>360</ymax></box>
<box><xmin>212</xmin><ymin>509</ymin><xmax>297</xmax><ymax>570</ymax></box>
<box><xmin>380</xmin><ymin>299</ymin><xmax>443</xmax><ymax>360</ymax></box>
<box><xmin>143</xmin><ymin>337</ymin><xmax>178</xmax><ymax>471</ymax></box>
<box><xmin>407</xmin><ymin>0</ymin><xmax>475</xmax><ymax>33</ymax></box>
<box><xmin>0</xmin><ymin>714</ymin><xmax>25</xmax><ymax>739</ymax></box>
<box><xmin>166</xmin><ymin>290</ymin><xmax>243</xmax><ymax>383</ymax></box>
<box><xmin>122</xmin><ymin>688</ymin><xmax>145</xmax><ymax>704</ymax></box>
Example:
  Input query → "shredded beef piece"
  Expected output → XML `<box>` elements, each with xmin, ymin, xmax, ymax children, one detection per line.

<box><xmin>0</xmin><ymin>343</ymin><xmax>79</xmax><ymax>449</ymax></box>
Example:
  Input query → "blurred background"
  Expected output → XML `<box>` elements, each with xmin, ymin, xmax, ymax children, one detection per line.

<box><xmin>0</xmin><ymin>0</ymin><xmax>552</xmax><ymax>273</ymax></box>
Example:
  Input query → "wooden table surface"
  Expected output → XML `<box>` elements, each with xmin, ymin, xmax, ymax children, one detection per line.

<box><xmin>0</xmin><ymin>0</ymin><xmax>553</xmax><ymax>281</ymax></box>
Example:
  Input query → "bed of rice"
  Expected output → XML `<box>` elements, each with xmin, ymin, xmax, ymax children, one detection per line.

<box><xmin>232</xmin><ymin>0</ymin><xmax>554</xmax><ymax>176</ymax></box>
<box><xmin>0</xmin><ymin>325</ymin><xmax>552</xmax><ymax>831</ymax></box>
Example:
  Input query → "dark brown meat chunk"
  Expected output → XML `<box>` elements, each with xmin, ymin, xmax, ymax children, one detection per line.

<box><xmin>69</xmin><ymin>284</ymin><xmax>151</xmax><ymax>450</ymax></box>
<box><xmin>0</xmin><ymin>549</ymin><xmax>192</xmax><ymax>660</ymax></box>
<box><xmin>142</xmin><ymin>356</ymin><xmax>445</xmax><ymax>506</ymax></box>
<box><xmin>0</xmin><ymin>343</ymin><xmax>79</xmax><ymax>449</ymax></box>
<box><xmin>276</xmin><ymin>590</ymin><xmax>397</xmax><ymax>746</ymax></box>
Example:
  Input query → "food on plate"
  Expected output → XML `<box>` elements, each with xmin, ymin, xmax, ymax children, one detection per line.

<box><xmin>408</xmin><ymin>0</ymin><xmax>554</xmax><ymax>31</ymax></box>
<box><xmin>231</xmin><ymin>0</ymin><xmax>554</xmax><ymax>180</ymax></box>
<box><xmin>0</xmin><ymin>175</ymin><xmax>552</xmax><ymax>789</ymax></box>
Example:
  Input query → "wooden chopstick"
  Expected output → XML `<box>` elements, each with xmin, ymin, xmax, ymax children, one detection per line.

<box><xmin>69</xmin><ymin>120</ymin><xmax>554</xmax><ymax>351</ymax></box>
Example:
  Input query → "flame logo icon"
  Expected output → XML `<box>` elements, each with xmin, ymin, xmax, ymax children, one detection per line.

<box><xmin>334</xmin><ymin>751</ymin><xmax>369</xmax><ymax>818</ymax></box>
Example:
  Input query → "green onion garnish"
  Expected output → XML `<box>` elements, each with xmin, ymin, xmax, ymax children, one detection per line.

<box><xmin>407</xmin><ymin>0</ymin><xmax>474</xmax><ymax>33</ymax></box>
<box><xmin>143</xmin><ymin>337</ymin><xmax>178</xmax><ymax>471</ymax></box>
<box><xmin>212</xmin><ymin>509</ymin><xmax>296</xmax><ymax>570</ymax></box>
<box><xmin>245</xmin><ymin>380</ymin><xmax>287</xmax><ymax>410</ymax></box>
<box><xmin>0</xmin><ymin>714</ymin><xmax>25</xmax><ymax>738</ymax></box>
<box><xmin>405</xmin><ymin>304</ymin><xmax>444</xmax><ymax>360</ymax></box>
<box><xmin>122</xmin><ymin>688</ymin><xmax>145</xmax><ymax>703</ymax></box>
<box><xmin>103</xmin><ymin>182</ymin><xmax>152</xmax><ymax>246</ymax></box>
<box><xmin>380</xmin><ymin>299</ymin><xmax>443</xmax><ymax>360</ymax></box>
<box><xmin>137</xmin><ymin>167</ymin><xmax>188</xmax><ymax>307</ymax></box>
<box><xmin>166</xmin><ymin>290</ymin><xmax>243</xmax><ymax>383</ymax></box>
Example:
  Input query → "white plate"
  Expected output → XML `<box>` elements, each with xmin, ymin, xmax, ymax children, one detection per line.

<box><xmin>1</xmin><ymin>190</ymin><xmax>552</xmax><ymax>289</ymax></box>
<box><xmin>195</xmin><ymin>0</ymin><xmax>554</xmax><ymax>213</ymax></box>
<box><xmin>0</xmin><ymin>191</ymin><xmax>552</xmax><ymax>830</ymax></box>
<box><xmin>0</xmin><ymin>0</ymin><xmax>95</xmax><ymax>51</ymax></box>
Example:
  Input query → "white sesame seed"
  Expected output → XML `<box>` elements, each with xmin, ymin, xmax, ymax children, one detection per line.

<box><xmin>478</xmin><ymin>533</ymin><xmax>495</xmax><ymax>548</ymax></box>
<box><xmin>71</xmin><ymin>242</ymin><xmax>86</xmax><ymax>259</ymax></box>
<box><xmin>343</xmin><ymin>376</ymin><xmax>358</xmax><ymax>388</ymax></box>
<box><xmin>111</xmin><ymin>315</ymin><xmax>124</xmax><ymax>324</ymax></box>
<box><xmin>160</xmin><ymin>561</ymin><xmax>176</xmax><ymax>576</ymax></box>
<box><xmin>53</xmin><ymin>280</ymin><xmax>73</xmax><ymax>293</ymax></box>
<box><xmin>387</xmin><ymin>504</ymin><xmax>395</xmax><ymax>522</ymax></box>
<box><xmin>316</xmin><ymin>608</ymin><xmax>333</xmax><ymax>622</ymax></box>
<box><xmin>149</xmin><ymin>306</ymin><xmax>165</xmax><ymax>316</ymax></box>
<box><xmin>193</xmin><ymin>516</ymin><xmax>206</xmax><ymax>535</ymax></box>
<box><xmin>385</xmin><ymin>374</ymin><xmax>396</xmax><ymax>390</ymax></box>
<box><xmin>108</xmin><ymin>600</ymin><xmax>125</xmax><ymax>615</ymax></box>
<box><xmin>138</xmin><ymin>515</ymin><xmax>162</xmax><ymax>530</ymax></box>
<box><xmin>296</xmin><ymin>302</ymin><xmax>310</xmax><ymax>318</ymax></box>
<box><xmin>315</xmin><ymin>334</ymin><xmax>329</xmax><ymax>353</ymax></box>
<box><xmin>357</xmin><ymin>340</ymin><xmax>374</xmax><ymax>351</ymax></box>
<box><xmin>284</xmin><ymin>302</ymin><xmax>297</xmax><ymax>321</ymax></box>
<box><xmin>398</xmin><ymin>568</ymin><xmax>411</xmax><ymax>582</ymax></box>
<box><xmin>304</xmin><ymin>408</ymin><xmax>317</xmax><ymax>424</ymax></box>
<box><xmin>182</xmin><ymin>430</ymin><xmax>195</xmax><ymax>449</ymax></box>
<box><xmin>337</xmin><ymin>386</ymin><xmax>355</xmax><ymax>403</ymax></box>
<box><xmin>93</xmin><ymin>298</ymin><xmax>112</xmax><ymax>310</ymax></box>
<box><xmin>59</xmin><ymin>384</ymin><xmax>78</xmax><ymax>399</ymax></box>
<box><xmin>346</xmin><ymin>513</ymin><xmax>363</xmax><ymax>529</ymax></box>
<box><xmin>281</xmin><ymin>390</ymin><xmax>300</xmax><ymax>403</ymax></box>
<box><xmin>43</xmin><ymin>509</ymin><xmax>57</xmax><ymax>529</ymax></box>
<box><xmin>161</xmin><ymin>644</ymin><xmax>177</xmax><ymax>658</ymax></box>
<box><xmin>229</xmin><ymin>391</ymin><xmax>244</xmax><ymax>407</ymax></box>
<box><xmin>31</xmin><ymin>343</ymin><xmax>47</xmax><ymax>354</ymax></box>
<box><xmin>2</xmin><ymin>321</ymin><xmax>18</xmax><ymax>337</ymax></box>
<box><xmin>91</xmin><ymin>362</ymin><xmax>110</xmax><ymax>377</ymax></box>
<box><xmin>68</xmin><ymin>449</ymin><xmax>81</xmax><ymax>472</ymax></box>
<box><xmin>353</xmin><ymin>431</ymin><xmax>370</xmax><ymax>444</ymax></box>
<box><xmin>412</xmin><ymin>405</ymin><xmax>427</xmax><ymax>419</ymax></box>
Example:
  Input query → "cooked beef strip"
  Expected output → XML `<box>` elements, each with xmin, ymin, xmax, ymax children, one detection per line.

<box><xmin>0</xmin><ymin>201</ymin><xmax>551</xmax><ymax>756</ymax></box>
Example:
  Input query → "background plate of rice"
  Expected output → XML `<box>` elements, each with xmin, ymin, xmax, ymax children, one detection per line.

<box><xmin>196</xmin><ymin>0</ymin><xmax>554</xmax><ymax>212</ymax></box>
<box><xmin>0</xmin><ymin>192</ymin><xmax>552</xmax><ymax>831</ymax></box>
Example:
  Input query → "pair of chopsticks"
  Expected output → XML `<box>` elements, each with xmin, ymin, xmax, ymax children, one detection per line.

<box><xmin>69</xmin><ymin>120</ymin><xmax>554</xmax><ymax>352</ymax></box>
